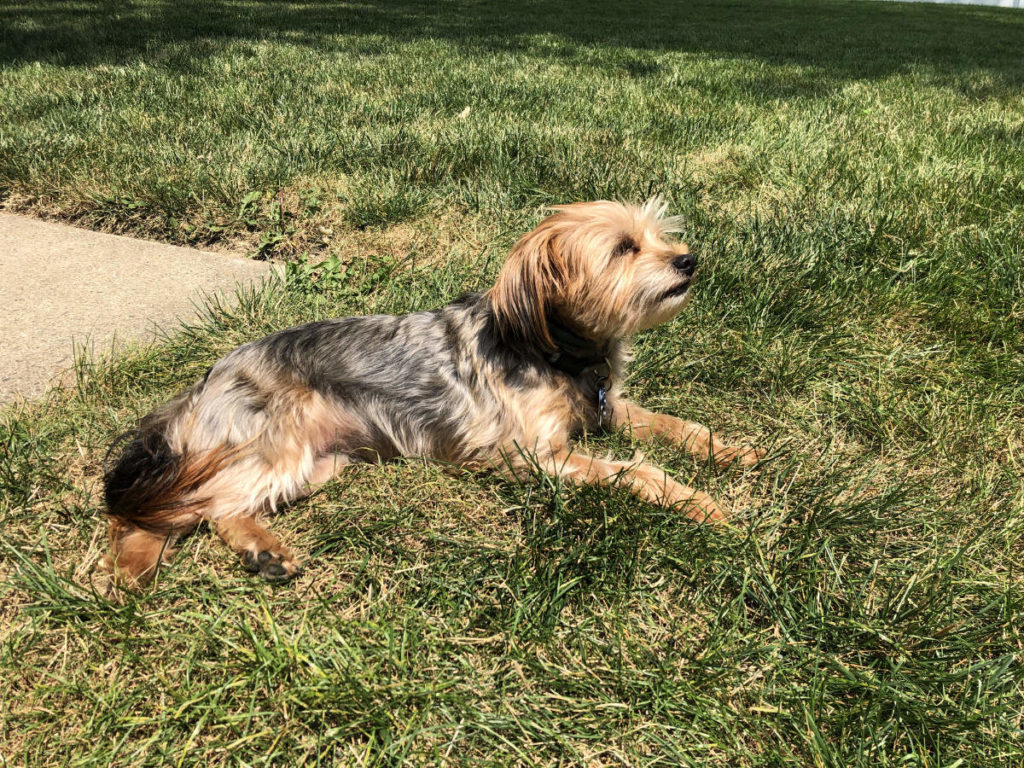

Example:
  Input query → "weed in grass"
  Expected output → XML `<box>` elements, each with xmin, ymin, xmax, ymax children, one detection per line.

<box><xmin>342</xmin><ymin>177</ymin><xmax>431</xmax><ymax>232</ymax></box>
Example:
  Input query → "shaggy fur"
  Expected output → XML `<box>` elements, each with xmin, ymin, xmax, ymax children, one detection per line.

<box><xmin>100</xmin><ymin>199</ymin><xmax>762</xmax><ymax>588</ymax></box>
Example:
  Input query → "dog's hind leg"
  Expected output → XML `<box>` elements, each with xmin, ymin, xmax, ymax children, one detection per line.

<box><xmin>212</xmin><ymin>452</ymin><xmax>351</xmax><ymax>581</ymax></box>
<box><xmin>307</xmin><ymin>452</ymin><xmax>353</xmax><ymax>487</ymax></box>
<box><xmin>192</xmin><ymin>456</ymin><xmax>305</xmax><ymax>582</ymax></box>
<box><xmin>213</xmin><ymin>515</ymin><xmax>302</xmax><ymax>583</ymax></box>
<box><xmin>212</xmin><ymin>451</ymin><xmax>352</xmax><ymax>581</ymax></box>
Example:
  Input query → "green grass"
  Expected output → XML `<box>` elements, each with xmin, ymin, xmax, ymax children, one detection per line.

<box><xmin>2</xmin><ymin>0</ymin><xmax>1023</xmax><ymax>765</ymax></box>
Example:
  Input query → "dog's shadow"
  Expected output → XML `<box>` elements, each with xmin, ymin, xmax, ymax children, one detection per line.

<box><xmin>287</xmin><ymin>453</ymin><xmax>729</xmax><ymax>638</ymax></box>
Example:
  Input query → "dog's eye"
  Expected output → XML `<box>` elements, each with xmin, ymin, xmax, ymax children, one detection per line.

<box><xmin>612</xmin><ymin>237</ymin><xmax>637</xmax><ymax>258</ymax></box>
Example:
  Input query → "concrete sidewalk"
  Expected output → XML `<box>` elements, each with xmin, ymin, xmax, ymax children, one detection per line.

<box><xmin>1</xmin><ymin>213</ymin><xmax>273</xmax><ymax>405</ymax></box>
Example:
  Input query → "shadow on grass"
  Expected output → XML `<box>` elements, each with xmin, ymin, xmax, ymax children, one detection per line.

<box><xmin>2</xmin><ymin>0</ymin><xmax>1023</xmax><ymax>93</ymax></box>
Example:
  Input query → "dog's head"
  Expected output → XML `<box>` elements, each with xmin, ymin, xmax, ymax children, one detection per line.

<box><xmin>489</xmin><ymin>198</ymin><xmax>696</xmax><ymax>352</ymax></box>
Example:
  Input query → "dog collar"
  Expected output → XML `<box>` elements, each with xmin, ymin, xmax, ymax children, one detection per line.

<box><xmin>545</xmin><ymin>317</ymin><xmax>607</xmax><ymax>376</ymax></box>
<box><xmin>546</xmin><ymin>317</ymin><xmax>613</xmax><ymax>428</ymax></box>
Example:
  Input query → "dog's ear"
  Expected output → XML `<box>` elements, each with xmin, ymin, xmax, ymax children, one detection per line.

<box><xmin>488</xmin><ymin>216</ymin><xmax>566</xmax><ymax>353</ymax></box>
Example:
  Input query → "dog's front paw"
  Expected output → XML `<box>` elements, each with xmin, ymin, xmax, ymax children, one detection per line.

<box><xmin>660</xmin><ymin>486</ymin><xmax>728</xmax><ymax>524</ymax></box>
<box><xmin>713</xmin><ymin>445</ymin><xmax>765</xmax><ymax>468</ymax></box>
<box><xmin>241</xmin><ymin>548</ymin><xmax>304</xmax><ymax>583</ymax></box>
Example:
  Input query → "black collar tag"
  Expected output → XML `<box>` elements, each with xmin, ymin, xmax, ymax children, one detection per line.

<box><xmin>582</xmin><ymin>361</ymin><xmax>612</xmax><ymax>428</ymax></box>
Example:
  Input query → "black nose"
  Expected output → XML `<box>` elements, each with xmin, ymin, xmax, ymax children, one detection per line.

<box><xmin>672</xmin><ymin>252</ymin><xmax>697</xmax><ymax>276</ymax></box>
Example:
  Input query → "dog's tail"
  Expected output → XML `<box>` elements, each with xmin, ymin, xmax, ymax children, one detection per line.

<box><xmin>100</xmin><ymin>390</ymin><xmax>237</xmax><ymax>587</ymax></box>
<box><xmin>103</xmin><ymin>392</ymin><xmax>232</xmax><ymax>533</ymax></box>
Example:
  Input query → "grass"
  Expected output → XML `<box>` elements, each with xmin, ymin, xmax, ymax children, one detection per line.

<box><xmin>2</xmin><ymin>0</ymin><xmax>1023</xmax><ymax>764</ymax></box>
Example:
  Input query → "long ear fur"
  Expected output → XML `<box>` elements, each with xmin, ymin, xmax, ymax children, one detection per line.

<box><xmin>487</xmin><ymin>215</ymin><xmax>567</xmax><ymax>353</ymax></box>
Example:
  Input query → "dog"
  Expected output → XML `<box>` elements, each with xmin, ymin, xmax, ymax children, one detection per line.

<box><xmin>100</xmin><ymin>199</ymin><xmax>762</xmax><ymax>588</ymax></box>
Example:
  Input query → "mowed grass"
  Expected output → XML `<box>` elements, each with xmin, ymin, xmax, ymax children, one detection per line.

<box><xmin>2</xmin><ymin>0</ymin><xmax>1024</xmax><ymax>765</ymax></box>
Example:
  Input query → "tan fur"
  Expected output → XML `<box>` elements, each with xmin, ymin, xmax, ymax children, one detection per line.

<box><xmin>544</xmin><ymin>450</ymin><xmax>726</xmax><ymax>523</ymax></box>
<box><xmin>100</xmin><ymin>519</ymin><xmax>179</xmax><ymax>588</ymax></box>
<box><xmin>613</xmin><ymin>400</ymin><xmax>765</xmax><ymax>467</ymax></box>
<box><xmin>214</xmin><ymin>516</ymin><xmax>302</xmax><ymax>581</ymax></box>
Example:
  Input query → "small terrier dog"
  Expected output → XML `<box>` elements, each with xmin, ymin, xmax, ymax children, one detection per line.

<box><xmin>101</xmin><ymin>199</ymin><xmax>762</xmax><ymax>587</ymax></box>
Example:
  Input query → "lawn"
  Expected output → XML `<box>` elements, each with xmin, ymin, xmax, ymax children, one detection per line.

<box><xmin>2</xmin><ymin>0</ymin><xmax>1023</xmax><ymax>765</ymax></box>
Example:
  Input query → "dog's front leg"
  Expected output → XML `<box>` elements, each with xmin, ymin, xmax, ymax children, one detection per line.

<box><xmin>612</xmin><ymin>399</ymin><xmax>763</xmax><ymax>468</ymax></box>
<box><xmin>543</xmin><ymin>450</ymin><xmax>726</xmax><ymax>523</ymax></box>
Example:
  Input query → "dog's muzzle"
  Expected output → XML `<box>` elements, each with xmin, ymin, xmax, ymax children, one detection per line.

<box><xmin>660</xmin><ymin>252</ymin><xmax>697</xmax><ymax>300</ymax></box>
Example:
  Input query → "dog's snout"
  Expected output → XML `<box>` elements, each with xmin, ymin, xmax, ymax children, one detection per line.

<box><xmin>672</xmin><ymin>252</ymin><xmax>697</xmax><ymax>276</ymax></box>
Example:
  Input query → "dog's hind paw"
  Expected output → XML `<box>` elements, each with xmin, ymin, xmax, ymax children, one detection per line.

<box><xmin>242</xmin><ymin>549</ymin><xmax>304</xmax><ymax>583</ymax></box>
